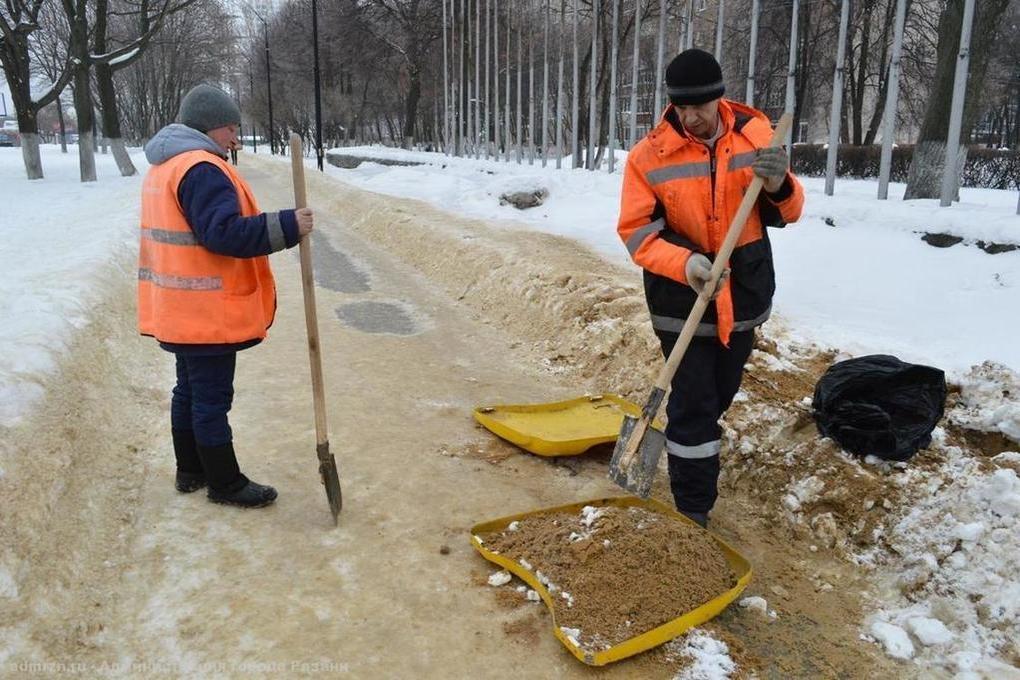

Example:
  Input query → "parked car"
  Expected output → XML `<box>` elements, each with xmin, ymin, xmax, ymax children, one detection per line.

<box><xmin>0</xmin><ymin>130</ymin><xmax>16</xmax><ymax>147</ymax></box>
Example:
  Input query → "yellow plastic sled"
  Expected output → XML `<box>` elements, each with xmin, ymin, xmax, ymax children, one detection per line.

<box><xmin>473</xmin><ymin>394</ymin><xmax>657</xmax><ymax>457</ymax></box>
<box><xmin>470</xmin><ymin>496</ymin><xmax>752</xmax><ymax>666</ymax></box>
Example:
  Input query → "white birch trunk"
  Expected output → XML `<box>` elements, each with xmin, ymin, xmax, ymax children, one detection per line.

<box><xmin>443</xmin><ymin>0</ymin><xmax>451</xmax><ymax>154</ymax></box>
<box><xmin>495</xmin><ymin>0</ymin><xmax>501</xmax><ymax>156</ymax></box>
<box><xmin>878</xmin><ymin>0</ymin><xmax>907</xmax><ymax>199</ymax></box>
<box><xmin>746</xmin><ymin>0</ymin><xmax>759</xmax><ymax>105</ymax></box>
<box><xmin>542</xmin><ymin>0</ymin><xmax>550</xmax><ymax>167</ymax></box>
<box><xmin>20</xmin><ymin>133</ymin><xmax>44</xmax><ymax>180</ymax></box>
<box><xmin>78</xmin><ymin>131</ymin><xmax>97</xmax><ymax>183</ymax></box>
<box><xmin>628</xmin><ymin>0</ymin><xmax>641</xmax><ymax>149</ymax></box>
<box><xmin>784</xmin><ymin>0</ymin><xmax>799</xmax><ymax>151</ymax></box>
<box><xmin>529</xmin><ymin>33</ymin><xmax>535</xmax><ymax>165</ymax></box>
<box><xmin>516</xmin><ymin>18</ymin><xmax>523</xmax><ymax>163</ymax></box>
<box><xmin>556</xmin><ymin>0</ymin><xmax>565</xmax><ymax>168</ymax></box>
<box><xmin>485</xmin><ymin>0</ymin><xmax>491</xmax><ymax>157</ymax></box>
<box><xmin>587</xmin><ymin>0</ymin><xmax>599</xmax><ymax>169</ymax></box>
<box><xmin>824</xmin><ymin>0</ymin><xmax>850</xmax><ymax>196</ymax></box>
<box><xmin>939</xmin><ymin>0</ymin><xmax>975</xmax><ymax>207</ymax></box>
<box><xmin>571</xmin><ymin>0</ymin><xmax>580</xmax><ymax>167</ymax></box>
<box><xmin>110</xmin><ymin>138</ymin><xmax>137</xmax><ymax>176</ymax></box>
<box><xmin>715</xmin><ymin>0</ymin><xmax>724</xmax><ymax>61</ymax></box>
<box><xmin>607</xmin><ymin>0</ymin><xmax>620</xmax><ymax>173</ymax></box>
<box><xmin>654</xmin><ymin>0</ymin><xmax>666</xmax><ymax>116</ymax></box>
<box><xmin>505</xmin><ymin>0</ymin><xmax>513</xmax><ymax>162</ymax></box>
<box><xmin>475</xmin><ymin>0</ymin><xmax>482</xmax><ymax>159</ymax></box>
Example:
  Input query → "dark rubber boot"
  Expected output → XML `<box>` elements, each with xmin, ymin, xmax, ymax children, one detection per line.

<box><xmin>172</xmin><ymin>429</ymin><xmax>206</xmax><ymax>493</ymax></box>
<box><xmin>679</xmin><ymin>509</ymin><xmax>709</xmax><ymax>528</ymax></box>
<box><xmin>208</xmin><ymin>476</ymin><xmax>278</xmax><ymax>508</ymax></box>
<box><xmin>198</xmin><ymin>443</ymin><xmax>277</xmax><ymax>508</ymax></box>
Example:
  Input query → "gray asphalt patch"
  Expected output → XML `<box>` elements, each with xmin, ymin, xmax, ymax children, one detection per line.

<box><xmin>335</xmin><ymin>301</ymin><xmax>418</xmax><ymax>336</ymax></box>
<box><xmin>306</xmin><ymin>232</ymin><xmax>371</xmax><ymax>293</ymax></box>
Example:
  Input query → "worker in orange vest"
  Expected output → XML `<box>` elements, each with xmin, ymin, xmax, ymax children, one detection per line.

<box><xmin>138</xmin><ymin>84</ymin><xmax>313</xmax><ymax>508</ymax></box>
<box><xmin>617</xmin><ymin>50</ymin><xmax>805</xmax><ymax>527</ymax></box>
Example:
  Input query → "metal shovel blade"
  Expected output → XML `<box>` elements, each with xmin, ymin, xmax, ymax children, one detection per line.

<box><xmin>608</xmin><ymin>415</ymin><xmax>667</xmax><ymax>498</ymax></box>
<box><xmin>318</xmin><ymin>442</ymin><xmax>343</xmax><ymax>524</ymax></box>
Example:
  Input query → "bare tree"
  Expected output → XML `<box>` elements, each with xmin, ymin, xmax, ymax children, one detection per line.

<box><xmin>27</xmin><ymin>0</ymin><xmax>72</xmax><ymax>153</ymax></box>
<box><xmin>362</xmin><ymin>0</ymin><xmax>443</xmax><ymax>145</ymax></box>
<box><xmin>904</xmin><ymin>0</ymin><xmax>1011</xmax><ymax>199</ymax></box>
<box><xmin>1</xmin><ymin>0</ymin><xmax>76</xmax><ymax>178</ymax></box>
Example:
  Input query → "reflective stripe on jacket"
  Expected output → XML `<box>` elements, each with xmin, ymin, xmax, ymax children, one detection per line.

<box><xmin>138</xmin><ymin>150</ymin><xmax>277</xmax><ymax>344</ymax></box>
<box><xmin>617</xmin><ymin>99</ymin><xmax>804</xmax><ymax>344</ymax></box>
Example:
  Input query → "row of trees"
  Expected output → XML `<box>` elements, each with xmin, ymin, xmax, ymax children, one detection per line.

<box><xmin>2</xmin><ymin>0</ymin><xmax>1018</xmax><ymax>195</ymax></box>
<box><xmin>233</xmin><ymin>0</ymin><xmax>1020</xmax><ymax>200</ymax></box>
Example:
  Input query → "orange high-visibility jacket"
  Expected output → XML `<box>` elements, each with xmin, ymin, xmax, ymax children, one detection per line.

<box><xmin>138</xmin><ymin>151</ymin><xmax>276</xmax><ymax>344</ymax></box>
<box><xmin>617</xmin><ymin>99</ymin><xmax>804</xmax><ymax>345</ymax></box>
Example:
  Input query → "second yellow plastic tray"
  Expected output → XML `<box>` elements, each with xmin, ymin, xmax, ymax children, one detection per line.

<box><xmin>473</xmin><ymin>394</ymin><xmax>655</xmax><ymax>456</ymax></box>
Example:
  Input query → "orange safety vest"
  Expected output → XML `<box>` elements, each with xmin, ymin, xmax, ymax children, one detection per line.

<box><xmin>137</xmin><ymin>151</ymin><xmax>277</xmax><ymax>344</ymax></box>
<box><xmin>618</xmin><ymin>99</ymin><xmax>805</xmax><ymax>345</ymax></box>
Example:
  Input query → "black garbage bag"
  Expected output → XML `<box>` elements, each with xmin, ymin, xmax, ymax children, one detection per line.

<box><xmin>812</xmin><ymin>355</ymin><xmax>947</xmax><ymax>462</ymax></box>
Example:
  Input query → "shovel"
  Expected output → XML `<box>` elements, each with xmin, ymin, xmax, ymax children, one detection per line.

<box><xmin>609</xmin><ymin>113</ymin><xmax>793</xmax><ymax>498</ymax></box>
<box><xmin>290</xmin><ymin>133</ymin><xmax>343</xmax><ymax>523</ymax></box>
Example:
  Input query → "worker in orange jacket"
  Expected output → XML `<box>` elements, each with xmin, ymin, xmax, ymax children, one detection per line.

<box><xmin>139</xmin><ymin>85</ymin><xmax>313</xmax><ymax>508</ymax></box>
<box><xmin>617</xmin><ymin>49</ymin><xmax>805</xmax><ymax>527</ymax></box>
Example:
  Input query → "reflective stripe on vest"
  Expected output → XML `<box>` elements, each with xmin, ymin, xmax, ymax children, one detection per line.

<box><xmin>137</xmin><ymin>150</ymin><xmax>276</xmax><ymax>345</ymax></box>
<box><xmin>650</xmin><ymin>306</ymin><xmax>772</xmax><ymax>337</ymax></box>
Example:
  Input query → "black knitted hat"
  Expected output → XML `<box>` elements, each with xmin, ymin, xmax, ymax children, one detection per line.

<box><xmin>665</xmin><ymin>49</ymin><xmax>725</xmax><ymax>105</ymax></box>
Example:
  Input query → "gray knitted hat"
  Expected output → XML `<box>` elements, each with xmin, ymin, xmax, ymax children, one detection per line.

<box><xmin>178</xmin><ymin>85</ymin><xmax>241</xmax><ymax>133</ymax></box>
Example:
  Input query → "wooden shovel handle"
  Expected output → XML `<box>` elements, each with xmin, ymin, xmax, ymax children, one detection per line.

<box><xmin>290</xmin><ymin>133</ymin><xmax>329</xmax><ymax>448</ymax></box>
<box><xmin>654</xmin><ymin>113</ymin><xmax>794</xmax><ymax>392</ymax></box>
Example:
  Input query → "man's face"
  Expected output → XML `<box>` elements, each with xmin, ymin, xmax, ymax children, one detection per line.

<box><xmin>673</xmin><ymin>98</ymin><xmax>721</xmax><ymax>140</ymax></box>
<box><xmin>207</xmin><ymin>123</ymin><xmax>240</xmax><ymax>152</ymax></box>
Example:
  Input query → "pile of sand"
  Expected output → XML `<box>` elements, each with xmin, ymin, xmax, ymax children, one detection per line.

<box><xmin>480</xmin><ymin>505</ymin><xmax>736</xmax><ymax>654</ymax></box>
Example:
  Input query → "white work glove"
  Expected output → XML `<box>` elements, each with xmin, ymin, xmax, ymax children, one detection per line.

<box><xmin>752</xmin><ymin>146</ymin><xmax>789</xmax><ymax>193</ymax></box>
<box><xmin>684</xmin><ymin>253</ymin><xmax>729</xmax><ymax>300</ymax></box>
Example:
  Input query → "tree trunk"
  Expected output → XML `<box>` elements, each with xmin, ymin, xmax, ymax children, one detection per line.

<box><xmin>904</xmin><ymin>0</ymin><xmax>1009</xmax><ymax>199</ymax></box>
<box><xmin>1</xmin><ymin>32</ymin><xmax>44</xmax><ymax>179</ymax></box>
<box><xmin>13</xmin><ymin>107</ymin><xmax>43</xmax><ymax>180</ymax></box>
<box><xmin>862</xmin><ymin>0</ymin><xmax>897</xmax><ymax>146</ymax></box>
<box><xmin>69</xmin><ymin>12</ymin><xmax>97</xmax><ymax>183</ymax></box>
<box><xmin>402</xmin><ymin>65</ymin><xmax>422</xmax><ymax>141</ymax></box>
<box><xmin>96</xmin><ymin>63</ymin><xmax>137</xmax><ymax>176</ymax></box>
<box><xmin>20</xmin><ymin>133</ymin><xmax>44</xmax><ymax>180</ymax></box>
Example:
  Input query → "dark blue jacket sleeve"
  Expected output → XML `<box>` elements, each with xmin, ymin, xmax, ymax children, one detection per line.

<box><xmin>178</xmin><ymin>162</ymin><xmax>300</xmax><ymax>257</ymax></box>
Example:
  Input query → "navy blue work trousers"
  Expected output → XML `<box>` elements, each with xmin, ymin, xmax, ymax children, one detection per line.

<box><xmin>170</xmin><ymin>353</ymin><xmax>237</xmax><ymax>447</ymax></box>
<box><xmin>654</xmin><ymin>329</ymin><xmax>755</xmax><ymax>514</ymax></box>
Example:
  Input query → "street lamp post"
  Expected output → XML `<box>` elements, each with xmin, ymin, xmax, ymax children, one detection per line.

<box><xmin>312</xmin><ymin>0</ymin><xmax>324</xmax><ymax>170</ymax></box>
<box><xmin>248</xmin><ymin>62</ymin><xmax>258</xmax><ymax>153</ymax></box>
<box><xmin>257</xmin><ymin>14</ymin><xmax>276</xmax><ymax>155</ymax></box>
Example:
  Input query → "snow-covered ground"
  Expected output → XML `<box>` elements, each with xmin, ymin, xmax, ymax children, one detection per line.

<box><xmin>321</xmin><ymin>145</ymin><xmax>1020</xmax><ymax>376</ymax></box>
<box><xmin>0</xmin><ymin>145</ymin><xmax>148</xmax><ymax>427</ymax></box>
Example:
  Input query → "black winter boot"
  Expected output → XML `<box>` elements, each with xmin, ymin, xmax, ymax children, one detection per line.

<box><xmin>172</xmin><ymin>429</ymin><xmax>206</xmax><ymax>493</ymax></box>
<box><xmin>197</xmin><ymin>443</ymin><xmax>277</xmax><ymax>508</ymax></box>
<box><xmin>678</xmin><ymin>509</ymin><xmax>709</xmax><ymax>528</ymax></box>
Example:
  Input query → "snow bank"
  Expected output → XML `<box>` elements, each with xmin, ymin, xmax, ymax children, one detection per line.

<box><xmin>950</xmin><ymin>362</ymin><xmax>1020</xmax><ymax>442</ymax></box>
<box><xmin>862</xmin><ymin>422</ymin><xmax>1020</xmax><ymax>672</ymax></box>
<box><xmin>0</xmin><ymin>146</ymin><xmax>147</xmax><ymax>426</ymax></box>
